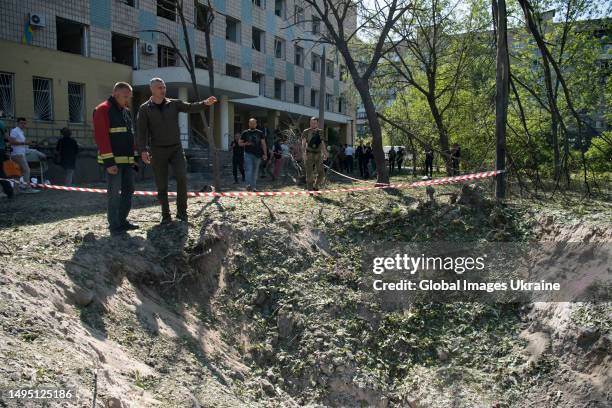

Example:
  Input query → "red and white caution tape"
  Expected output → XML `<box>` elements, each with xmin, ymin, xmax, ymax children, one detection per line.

<box><xmin>4</xmin><ymin>170</ymin><xmax>502</xmax><ymax>198</ymax></box>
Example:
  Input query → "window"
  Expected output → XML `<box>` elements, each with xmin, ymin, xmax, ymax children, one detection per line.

<box><xmin>274</xmin><ymin>78</ymin><xmax>285</xmax><ymax>100</ymax></box>
<box><xmin>294</xmin><ymin>45</ymin><xmax>304</xmax><ymax>67</ymax></box>
<box><xmin>195</xmin><ymin>2</ymin><xmax>211</xmax><ymax>31</ymax></box>
<box><xmin>226</xmin><ymin>64</ymin><xmax>241</xmax><ymax>78</ymax></box>
<box><xmin>252</xmin><ymin>71</ymin><xmax>265</xmax><ymax>96</ymax></box>
<box><xmin>56</xmin><ymin>17</ymin><xmax>87</xmax><ymax>56</ymax></box>
<box><xmin>0</xmin><ymin>72</ymin><xmax>15</xmax><ymax>119</ymax></box>
<box><xmin>339</xmin><ymin>65</ymin><xmax>347</xmax><ymax>81</ymax></box>
<box><xmin>112</xmin><ymin>33</ymin><xmax>136</xmax><ymax>68</ymax></box>
<box><xmin>294</xmin><ymin>6</ymin><xmax>305</xmax><ymax>27</ymax></box>
<box><xmin>157</xmin><ymin>0</ymin><xmax>176</xmax><ymax>21</ymax></box>
<box><xmin>124</xmin><ymin>0</ymin><xmax>136</xmax><ymax>6</ymax></box>
<box><xmin>225</xmin><ymin>17</ymin><xmax>240</xmax><ymax>43</ymax></box>
<box><xmin>274</xmin><ymin>37</ymin><xmax>285</xmax><ymax>59</ymax></box>
<box><xmin>311</xmin><ymin>53</ymin><xmax>320</xmax><ymax>72</ymax></box>
<box><xmin>310</xmin><ymin>89</ymin><xmax>319</xmax><ymax>108</ymax></box>
<box><xmin>293</xmin><ymin>85</ymin><xmax>303</xmax><ymax>104</ymax></box>
<box><xmin>326</xmin><ymin>60</ymin><xmax>334</xmax><ymax>78</ymax></box>
<box><xmin>338</xmin><ymin>95</ymin><xmax>345</xmax><ymax>113</ymax></box>
<box><xmin>33</xmin><ymin>77</ymin><xmax>53</xmax><ymax>121</ymax></box>
<box><xmin>252</xmin><ymin>0</ymin><xmax>263</xmax><ymax>7</ymax></box>
<box><xmin>312</xmin><ymin>15</ymin><xmax>321</xmax><ymax>34</ymax></box>
<box><xmin>195</xmin><ymin>54</ymin><xmax>209</xmax><ymax>69</ymax></box>
<box><xmin>158</xmin><ymin>45</ymin><xmax>177</xmax><ymax>67</ymax></box>
<box><xmin>325</xmin><ymin>94</ymin><xmax>333</xmax><ymax>111</ymax></box>
<box><xmin>252</xmin><ymin>27</ymin><xmax>264</xmax><ymax>52</ymax></box>
<box><xmin>275</xmin><ymin>0</ymin><xmax>285</xmax><ymax>17</ymax></box>
<box><xmin>68</xmin><ymin>82</ymin><xmax>85</xmax><ymax>123</ymax></box>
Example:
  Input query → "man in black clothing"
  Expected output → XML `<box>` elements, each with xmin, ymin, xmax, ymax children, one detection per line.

<box><xmin>56</xmin><ymin>127</ymin><xmax>79</xmax><ymax>186</ymax></box>
<box><xmin>388</xmin><ymin>146</ymin><xmax>396</xmax><ymax>175</ymax></box>
<box><xmin>396</xmin><ymin>147</ymin><xmax>404</xmax><ymax>173</ymax></box>
<box><xmin>230</xmin><ymin>132</ymin><xmax>245</xmax><ymax>184</ymax></box>
<box><xmin>239</xmin><ymin>118</ymin><xmax>267</xmax><ymax>191</ymax></box>
<box><xmin>424</xmin><ymin>142</ymin><xmax>434</xmax><ymax>179</ymax></box>
<box><xmin>356</xmin><ymin>144</ymin><xmax>365</xmax><ymax>177</ymax></box>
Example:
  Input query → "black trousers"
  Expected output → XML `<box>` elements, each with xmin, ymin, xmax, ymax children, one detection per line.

<box><xmin>106</xmin><ymin>164</ymin><xmax>134</xmax><ymax>233</ymax></box>
<box><xmin>425</xmin><ymin>157</ymin><xmax>433</xmax><ymax>178</ymax></box>
<box><xmin>232</xmin><ymin>155</ymin><xmax>245</xmax><ymax>182</ymax></box>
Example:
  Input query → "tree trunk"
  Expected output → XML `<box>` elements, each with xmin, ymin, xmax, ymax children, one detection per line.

<box><xmin>177</xmin><ymin>0</ymin><xmax>220</xmax><ymax>190</ymax></box>
<box><xmin>426</xmin><ymin>96</ymin><xmax>451</xmax><ymax>175</ymax></box>
<box><xmin>357</xmin><ymin>80</ymin><xmax>388</xmax><ymax>184</ymax></box>
<box><xmin>494</xmin><ymin>0</ymin><xmax>509</xmax><ymax>199</ymax></box>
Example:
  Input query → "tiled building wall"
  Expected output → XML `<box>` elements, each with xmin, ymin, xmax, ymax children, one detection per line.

<box><xmin>0</xmin><ymin>0</ymin><xmax>353</xmax><ymax>113</ymax></box>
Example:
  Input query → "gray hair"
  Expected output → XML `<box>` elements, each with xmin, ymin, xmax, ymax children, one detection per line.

<box><xmin>150</xmin><ymin>77</ymin><xmax>165</xmax><ymax>86</ymax></box>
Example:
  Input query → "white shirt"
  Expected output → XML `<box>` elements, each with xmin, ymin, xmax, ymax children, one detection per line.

<box><xmin>345</xmin><ymin>146</ymin><xmax>354</xmax><ymax>156</ymax></box>
<box><xmin>9</xmin><ymin>127</ymin><xmax>27</xmax><ymax>156</ymax></box>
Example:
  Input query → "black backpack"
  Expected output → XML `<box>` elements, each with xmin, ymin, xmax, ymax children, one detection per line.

<box><xmin>308</xmin><ymin>130</ymin><xmax>322</xmax><ymax>149</ymax></box>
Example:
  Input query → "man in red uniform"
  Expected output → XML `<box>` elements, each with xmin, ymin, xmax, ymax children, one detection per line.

<box><xmin>93</xmin><ymin>82</ymin><xmax>139</xmax><ymax>237</ymax></box>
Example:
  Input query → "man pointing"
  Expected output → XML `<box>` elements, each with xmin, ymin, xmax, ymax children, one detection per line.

<box><xmin>137</xmin><ymin>78</ymin><xmax>216</xmax><ymax>224</ymax></box>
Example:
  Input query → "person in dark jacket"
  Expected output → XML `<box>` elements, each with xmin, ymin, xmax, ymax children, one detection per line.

<box><xmin>388</xmin><ymin>146</ymin><xmax>396</xmax><ymax>175</ymax></box>
<box><xmin>93</xmin><ymin>82</ymin><xmax>139</xmax><ymax>237</ymax></box>
<box><xmin>137</xmin><ymin>77</ymin><xmax>217</xmax><ymax>224</ymax></box>
<box><xmin>424</xmin><ymin>142</ymin><xmax>434</xmax><ymax>179</ymax></box>
<box><xmin>230</xmin><ymin>132</ymin><xmax>245</xmax><ymax>184</ymax></box>
<box><xmin>56</xmin><ymin>127</ymin><xmax>79</xmax><ymax>186</ymax></box>
<box><xmin>0</xmin><ymin>115</ymin><xmax>14</xmax><ymax>199</ymax></box>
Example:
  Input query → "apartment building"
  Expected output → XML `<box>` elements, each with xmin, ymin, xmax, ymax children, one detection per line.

<box><xmin>0</xmin><ymin>0</ymin><xmax>356</xmax><ymax>153</ymax></box>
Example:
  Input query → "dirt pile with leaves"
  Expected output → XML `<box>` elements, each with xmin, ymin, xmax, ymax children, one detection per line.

<box><xmin>0</xmin><ymin>179</ymin><xmax>610</xmax><ymax>407</ymax></box>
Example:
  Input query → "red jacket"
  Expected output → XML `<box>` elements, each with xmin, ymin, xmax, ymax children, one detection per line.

<box><xmin>93</xmin><ymin>96</ymin><xmax>137</xmax><ymax>167</ymax></box>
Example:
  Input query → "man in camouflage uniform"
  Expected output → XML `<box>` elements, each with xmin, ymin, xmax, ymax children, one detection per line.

<box><xmin>301</xmin><ymin>117</ymin><xmax>328</xmax><ymax>191</ymax></box>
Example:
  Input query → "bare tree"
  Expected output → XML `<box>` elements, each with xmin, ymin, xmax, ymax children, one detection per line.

<box><xmin>290</xmin><ymin>0</ymin><xmax>415</xmax><ymax>184</ymax></box>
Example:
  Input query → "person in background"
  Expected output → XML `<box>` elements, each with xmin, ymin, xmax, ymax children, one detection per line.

<box><xmin>450</xmin><ymin>143</ymin><xmax>461</xmax><ymax>176</ymax></box>
<box><xmin>272</xmin><ymin>138</ymin><xmax>283</xmax><ymax>181</ymax></box>
<box><xmin>301</xmin><ymin>117</ymin><xmax>328</xmax><ymax>191</ymax></box>
<box><xmin>0</xmin><ymin>113</ymin><xmax>14</xmax><ymax>199</ymax></box>
<box><xmin>388</xmin><ymin>146</ymin><xmax>396</xmax><ymax>175</ymax></box>
<box><xmin>396</xmin><ymin>147</ymin><xmax>405</xmax><ymax>173</ymax></box>
<box><xmin>9</xmin><ymin>117</ymin><xmax>39</xmax><ymax>193</ymax></box>
<box><xmin>336</xmin><ymin>144</ymin><xmax>345</xmax><ymax>172</ymax></box>
<box><xmin>424</xmin><ymin>141</ymin><xmax>434</xmax><ymax>179</ymax></box>
<box><xmin>367</xmin><ymin>145</ymin><xmax>376</xmax><ymax>177</ymax></box>
<box><xmin>230</xmin><ymin>132</ymin><xmax>245</xmax><ymax>184</ymax></box>
<box><xmin>356</xmin><ymin>144</ymin><xmax>365</xmax><ymax>178</ymax></box>
<box><xmin>56</xmin><ymin>127</ymin><xmax>79</xmax><ymax>186</ymax></box>
<box><xmin>239</xmin><ymin>118</ymin><xmax>267</xmax><ymax>192</ymax></box>
<box><xmin>363</xmin><ymin>145</ymin><xmax>372</xmax><ymax>179</ymax></box>
<box><xmin>280</xmin><ymin>137</ymin><xmax>290</xmax><ymax>177</ymax></box>
<box><xmin>344</xmin><ymin>144</ymin><xmax>354</xmax><ymax>174</ymax></box>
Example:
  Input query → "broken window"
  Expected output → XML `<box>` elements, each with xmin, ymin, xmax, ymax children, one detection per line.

<box><xmin>293</xmin><ymin>85</ymin><xmax>303</xmax><ymax>104</ymax></box>
<box><xmin>195</xmin><ymin>54</ymin><xmax>208</xmax><ymax>69</ymax></box>
<box><xmin>56</xmin><ymin>17</ymin><xmax>86</xmax><ymax>56</ymax></box>
<box><xmin>252</xmin><ymin>27</ymin><xmax>264</xmax><ymax>52</ymax></box>
<box><xmin>274</xmin><ymin>78</ymin><xmax>285</xmax><ymax>100</ymax></box>
<box><xmin>226</xmin><ymin>17</ymin><xmax>240</xmax><ymax>43</ymax></box>
<box><xmin>157</xmin><ymin>0</ymin><xmax>177</xmax><ymax>21</ymax></box>
<box><xmin>111</xmin><ymin>33</ymin><xmax>135</xmax><ymax>68</ymax></box>
<box><xmin>252</xmin><ymin>72</ymin><xmax>265</xmax><ymax>96</ymax></box>
<box><xmin>226</xmin><ymin>64</ymin><xmax>241</xmax><ymax>79</ymax></box>
<box><xmin>158</xmin><ymin>45</ymin><xmax>177</xmax><ymax>67</ymax></box>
